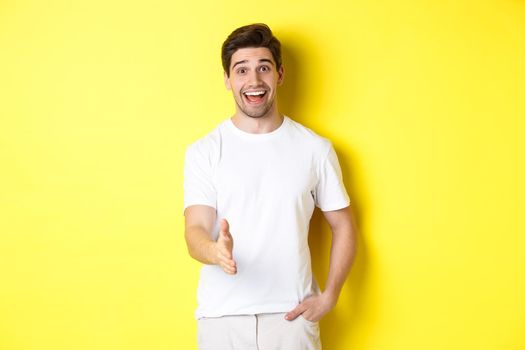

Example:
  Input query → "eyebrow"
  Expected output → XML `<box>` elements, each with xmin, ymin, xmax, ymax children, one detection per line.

<box><xmin>232</xmin><ymin>58</ymin><xmax>275</xmax><ymax>69</ymax></box>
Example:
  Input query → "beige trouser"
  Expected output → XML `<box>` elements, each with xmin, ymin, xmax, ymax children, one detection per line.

<box><xmin>197</xmin><ymin>312</ymin><xmax>322</xmax><ymax>350</ymax></box>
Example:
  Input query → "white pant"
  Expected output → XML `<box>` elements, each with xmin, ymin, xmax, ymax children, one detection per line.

<box><xmin>197</xmin><ymin>312</ymin><xmax>322</xmax><ymax>350</ymax></box>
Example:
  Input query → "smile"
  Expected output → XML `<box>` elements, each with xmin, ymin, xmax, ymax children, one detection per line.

<box><xmin>243</xmin><ymin>90</ymin><xmax>267</xmax><ymax>104</ymax></box>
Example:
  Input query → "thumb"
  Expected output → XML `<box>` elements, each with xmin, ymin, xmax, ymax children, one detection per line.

<box><xmin>284</xmin><ymin>304</ymin><xmax>304</xmax><ymax>321</ymax></box>
<box><xmin>218</xmin><ymin>219</ymin><xmax>233</xmax><ymax>245</ymax></box>
<box><xmin>219</xmin><ymin>218</ymin><xmax>230</xmax><ymax>235</ymax></box>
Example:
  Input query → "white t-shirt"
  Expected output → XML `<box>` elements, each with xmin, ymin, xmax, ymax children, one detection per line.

<box><xmin>183</xmin><ymin>115</ymin><xmax>350</xmax><ymax>320</ymax></box>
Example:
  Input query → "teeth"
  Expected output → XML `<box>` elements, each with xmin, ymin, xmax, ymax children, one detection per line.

<box><xmin>244</xmin><ymin>91</ymin><xmax>265</xmax><ymax>96</ymax></box>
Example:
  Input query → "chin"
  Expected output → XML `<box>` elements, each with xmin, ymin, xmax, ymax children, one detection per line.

<box><xmin>244</xmin><ymin>105</ymin><xmax>274</xmax><ymax>119</ymax></box>
<box><xmin>245</xmin><ymin>113</ymin><xmax>267</xmax><ymax>119</ymax></box>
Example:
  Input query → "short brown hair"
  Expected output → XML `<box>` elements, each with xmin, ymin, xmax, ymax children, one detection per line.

<box><xmin>221</xmin><ymin>23</ymin><xmax>282</xmax><ymax>77</ymax></box>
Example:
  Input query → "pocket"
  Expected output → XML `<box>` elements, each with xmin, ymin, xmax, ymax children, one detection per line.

<box><xmin>299</xmin><ymin>314</ymin><xmax>319</xmax><ymax>326</ymax></box>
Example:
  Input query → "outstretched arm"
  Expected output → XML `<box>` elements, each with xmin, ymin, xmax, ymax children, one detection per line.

<box><xmin>184</xmin><ymin>205</ymin><xmax>237</xmax><ymax>275</ymax></box>
<box><xmin>285</xmin><ymin>204</ymin><xmax>358</xmax><ymax>322</ymax></box>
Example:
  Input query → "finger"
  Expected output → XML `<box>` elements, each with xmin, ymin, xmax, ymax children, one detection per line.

<box><xmin>284</xmin><ymin>304</ymin><xmax>306</xmax><ymax>321</ymax></box>
<box><xmin>217</xmin><ymin>250</ymin><xmax>236</xmax><ymax>268</ymax></box>
<box><xmin>218</xmin><ymin>236</ymin><xmax>234</xmax><ymax>257</ymax></box>
<box><xmin>219</xmin><ymin>255</ymin><xmax>236</xmax><ymax>268</ymax></box>
<box><xmin>218</xmin><ymin>230</ymin><xmax>233</xmax><ymax>247</ymax></box>
<box><xmin>220</xmin><ymin>218</ymin><xmax>230</xmax><ymax>234</ymax></box>
<box><xmin>220</xmin><ymin>260</ymin><xmax>237</xmax><ymax>274</ymax></box>
<box><xmin>217</xmin><ymin>248</ymin><xmax>234</xmax><ymax>262</ymax></box>
<box><xmin>220</xmin><ymin>230</ymin><xmax>232</xmax><ymax>241</ymax></box>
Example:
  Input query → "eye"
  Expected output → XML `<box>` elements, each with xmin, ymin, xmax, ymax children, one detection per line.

<box><xmin>237</xmin><ymin>68</ymin><xmax>247</xmax><ymax>74</ymax></box>
<box><xmin>259</xmin><ymin>65</ymin><xmax>270</xmax><ymax>72</ymax></box>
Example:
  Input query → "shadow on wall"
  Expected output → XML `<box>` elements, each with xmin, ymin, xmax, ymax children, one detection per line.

<box><xmin>277</xmin><ymin>33</ymin><xmax>372</xmax><ymax>349</ymax></box>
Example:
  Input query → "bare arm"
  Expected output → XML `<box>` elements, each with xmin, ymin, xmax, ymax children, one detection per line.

<box><xmin>322</xmin><ymin>204</ymin><xmax>358</xmax><ymax>302</ymax></box>
<box><xmin>285</xmin><ymin>204</ymin><xmax>358</xmax><ymax>322</ymax></box>
<box><xmin>184</xmin><ymin>205</ymin><xmax>237</xmax><ymax>274</ymax></box>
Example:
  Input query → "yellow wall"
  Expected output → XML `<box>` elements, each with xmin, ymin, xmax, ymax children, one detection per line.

<box><xmin>1</xmin><ymin>0</ymin><xmax>524</xmax><ymax>349</ymax></box>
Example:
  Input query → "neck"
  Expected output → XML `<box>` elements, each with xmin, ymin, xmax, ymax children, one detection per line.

<box><xmin>231</xmin><ymin>106</ymin><xmax>284</xmax><ymax>134</ymax></box>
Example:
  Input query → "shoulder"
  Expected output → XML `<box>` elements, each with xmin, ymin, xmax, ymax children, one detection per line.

<box><xmin>286</xmin><ymin>116</ymin><xmax>332</xmax><ymax>155</ymax></box>
<box><xmin>185</xmin><ymin>120</ymin><xmax>224</xmax><ymax>161</ymax></box>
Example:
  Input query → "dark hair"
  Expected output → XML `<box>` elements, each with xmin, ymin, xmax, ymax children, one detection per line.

<box><xmin>221</xmin><ymin>23</ymin><xmax>282</xmax><ymax>77</ymax></box>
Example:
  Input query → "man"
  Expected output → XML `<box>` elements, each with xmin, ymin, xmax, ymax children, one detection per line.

<box><xmin>183</xmin><ymin>23</ymin><xmax>358</xmax><ymax>350</ymax></box>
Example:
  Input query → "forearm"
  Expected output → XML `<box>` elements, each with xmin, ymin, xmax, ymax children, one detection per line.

<box><xmin>185</xmin><ymin>225</ymin><xmax>218</xmax><ymax>265</ymax></box>
<box><xmin>324</xmin><ymin>224</ymin><xmax>357</xmax><ymax>301</ymax></box>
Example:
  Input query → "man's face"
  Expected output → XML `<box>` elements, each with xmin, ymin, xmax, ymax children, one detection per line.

<box><xmin>224</xmin><ymin>47</ymin><xmax>284</xmax><ymax>119</ymax></box>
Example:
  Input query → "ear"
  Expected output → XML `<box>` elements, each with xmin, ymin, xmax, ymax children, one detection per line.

<box><xmin>277</xmin><ymin>65</ymin><xmax>285</xmax><ymax>86</ymax></box>
<box><xmin>224</xmin><ymin>71</ymin><xmax>232</xmax><ymax>90</ymax></box>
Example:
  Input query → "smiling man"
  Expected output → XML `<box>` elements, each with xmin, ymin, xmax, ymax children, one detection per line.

<box><xmin>183</xmin><ymin>23</ymin><xmax>358</xmax><ymax>350</ymax></box>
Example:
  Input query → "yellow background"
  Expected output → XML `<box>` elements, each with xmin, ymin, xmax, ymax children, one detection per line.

<box><xmin>1</xmin><ymin>0</ymin><xmax>524</xmax><ymax>349</ymax></box>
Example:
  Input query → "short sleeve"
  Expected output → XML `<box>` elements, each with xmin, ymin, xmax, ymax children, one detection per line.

<box><xmin>183</xmin><ymin>141</ymin><xmax>217</xmax><ymax>214</ymax></box>
<box><xmin>314</xmin><ymin>142</ymin><xmax>351</xmax><ymax>211</ymax></box>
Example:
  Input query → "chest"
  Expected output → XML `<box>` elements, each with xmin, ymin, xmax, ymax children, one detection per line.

<box><xmin>213</xmin><ymin>141</ymin><xmax>317</xmax><ymax>203</ymax></box>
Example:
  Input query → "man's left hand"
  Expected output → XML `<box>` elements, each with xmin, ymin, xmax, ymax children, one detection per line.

<box><xmin>284</xmin><ymin>292</ymin><xmax>337</xmax><ymax>323</ymax></box>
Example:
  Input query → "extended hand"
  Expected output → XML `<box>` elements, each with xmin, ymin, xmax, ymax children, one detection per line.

<box><xmin>214</xmin><ymin>218</ymin><xmax>237</xmax><ymax>275</ymax></box>
<box><xmin>284</xmin><ymin>292</ymin><xmax>337</xmax><ymax>322</ymax></box>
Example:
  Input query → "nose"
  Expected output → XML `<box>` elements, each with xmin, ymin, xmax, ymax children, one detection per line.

<box><xmin>247</xmin><ymin>70</ymin><xmax>262</xmax><ymax>86</ymax></box>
